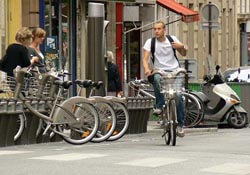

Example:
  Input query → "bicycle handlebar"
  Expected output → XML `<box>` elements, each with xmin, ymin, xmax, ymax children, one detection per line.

<box><xmin>151</xmin><ymin>68</ymin><xmax>187</xmax><ymax>78</ymax></box>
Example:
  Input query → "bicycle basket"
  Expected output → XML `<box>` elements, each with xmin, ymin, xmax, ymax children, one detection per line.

<box><xmin>159</xmin><ymin>75</ymin><xmax>184</xmax><ymax>94</ymax></box>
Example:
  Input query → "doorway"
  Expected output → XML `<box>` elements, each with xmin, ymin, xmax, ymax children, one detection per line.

<box><xmin>124</xmin><ymin>22</ymin><xmax>141</xmax><ymax>83</ymax></box>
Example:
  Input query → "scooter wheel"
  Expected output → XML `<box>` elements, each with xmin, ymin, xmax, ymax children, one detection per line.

<box><xmin>227</xmin><ymin>111</ymin><xmax>247</xmax><ymax>129</ymax></box>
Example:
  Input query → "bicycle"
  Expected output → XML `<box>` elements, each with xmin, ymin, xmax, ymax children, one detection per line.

<box><xmin>76</xmin><ymin>80</ymin><xmax>129</xmax><ymax>141</ymax></box>
<box><xmin>155</xmin><ymin>68</ymin><xmax>188</xmax><ymax>146</ymax></box>
<box><xmin>104</xmin><ymin>96</ymin><xmax>129</xmax><ymax>141</ymax></box>
<box><xmin>75</xmin><ymin>80</ymin><xmax>117</xmax><ymax>143</ymax></box>
<box><xmin>0</xmin><ymin>74</ymin><xmax>38</xmax><ymax>142</ymax></box>
<box><xmin>26</xmin><ymin>69</ymin><xmax>116</xmax><ymax>144</ymax></box>
<box><xmin>128</xmin><ymin>76</ymin><xmax>203</xmax><ymax>128</ymax></box>
<box><xmin>27</xmin><ymin>69</ymin><xmax>119</xmax><ymax>143</ymax></box>
<box><xmin>13</xmin><ymin>66</ymin><xmax>100</xmax><ymax>145</ymax></box>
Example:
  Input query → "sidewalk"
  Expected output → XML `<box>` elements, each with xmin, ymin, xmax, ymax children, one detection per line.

<box><xmin>147</xmin><ymin>121</ymin><xmax>218</xmax><ymax>134</ymax></box>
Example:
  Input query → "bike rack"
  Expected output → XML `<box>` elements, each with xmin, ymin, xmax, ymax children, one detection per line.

<box><xmin>0</xmin><ymin>98</ymin><xmax>63</xmax><ymax>147</ymax></box>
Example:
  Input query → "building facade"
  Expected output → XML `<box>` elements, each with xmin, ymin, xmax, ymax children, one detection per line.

<box><xmin>1</xmin><ymin>0</ymin><xmax>250</xmax><ymax>93</ymax></box>
<box><xmin>153</xmin><ymin>0</ymin><xmax>250</xmax><ymax>79</ymax></box>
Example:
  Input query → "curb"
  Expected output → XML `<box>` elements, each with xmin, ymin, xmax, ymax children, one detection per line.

<box><xmin>147</xmin><ymin>121</ymin><xmax>218</xmax><ymax>134</ymax></box>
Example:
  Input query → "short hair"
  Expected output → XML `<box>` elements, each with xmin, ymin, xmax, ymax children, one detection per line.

<box><xmin>154</xmin><ymin>21</ymin><xmax>166</xmax><ymax>29</ymax></box>
<box><xmin>107</xmin><ymin>51</ymin><xmax>114</xmax><ymax>63</ymax></box>
<box><xmin>32</xmin><ymin>27</ymin><xmax>46</xmax><ymax>40</ymax></box>
<box><xmin>15</xmin><ymin>27</ymin><xmax>32</xmax><ymax>43</ymax></box>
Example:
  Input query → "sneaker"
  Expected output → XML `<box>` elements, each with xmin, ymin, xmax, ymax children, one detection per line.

<box><xmin>153</xmin><ymin>108</ymin><xmax>162</xmax><ymax>115</ymax></box>
<box><xmin>177</xmin><ymin>126</ymin><xmax>185</xmax><ymax>137</ymax></box>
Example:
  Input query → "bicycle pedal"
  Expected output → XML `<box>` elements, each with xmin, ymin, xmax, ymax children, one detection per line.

<box><xmin>161</xmin><ymin>131</ymin><xmax>168</xmax><ymax>138</ymax></box>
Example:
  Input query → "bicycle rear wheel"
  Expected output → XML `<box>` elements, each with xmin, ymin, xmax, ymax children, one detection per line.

<box><xmin>56</xmin><ymin>102</ymin><xmax>99</xmax><ymax>145</ymax></box>
<box><xmin>107</xmin><ymin>102</ymin><xmax>129</xmax><ymax>141</ymax></box>
<box><xmin>91</xmin><ymin>102</ymin><xmax>116</xmax><ymax>143</ymax></box>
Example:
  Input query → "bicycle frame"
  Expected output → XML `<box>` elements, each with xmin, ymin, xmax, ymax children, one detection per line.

<box><xmin>13</xmin><ymin>67</ymin><xmax>90</xmax><ymax>138</ymax></box>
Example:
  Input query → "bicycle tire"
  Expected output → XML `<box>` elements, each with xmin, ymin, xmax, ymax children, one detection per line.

<box><xmin>169</xmin><ymin>99</ymin><xmax>177</xmax><ymax>146</ymax></box>
<box><xmin>165</xmin><ymin>124</ymin><xmax>171</xmax><ymax>145</ymax></box>
<box><xmin>56</xmin><ymin>102</ymin><xmax>99</xmax><ymax>145</ymax></box>
<box><xmin>182</xmin><ymin>92</ymin><xmax>204</xmax><ymax>128</ymax></box>
<box><xmin>14</xmin><ymin>114</ymin><xmax>25</xmax><ymax>141</ymax></box>
<box><xmin>107</xmin><ymin>102</ymin><xmax>129</xmax><ymax>141</ymax></box>
<box><xmin>91</xmin><ymin>102</ymin><xmax>116</xmax><ymax>143</ymax></box>
<box><xmin>163</xmin><ymin>107</ymin><xmax>171</xmax><ymax>145</ymax></box>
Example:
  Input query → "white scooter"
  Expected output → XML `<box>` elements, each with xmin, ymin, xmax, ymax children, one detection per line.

<box><xmin>191</xmin><ymin>65</ymin><xmax>248</xmax><ymax>128</ymax></box>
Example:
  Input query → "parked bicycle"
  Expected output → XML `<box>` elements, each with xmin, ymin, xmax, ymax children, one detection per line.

<box><xmin>13</xmin><ymin>66</ymin><xmax>100</xmax><ymax>145</ymax></box>
<box><xmin>76</xmin><ymin>80</ymin><xmax>129</xmax><ymax>141</ymax></box>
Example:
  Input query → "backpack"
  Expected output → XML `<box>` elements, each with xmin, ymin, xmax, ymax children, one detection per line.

<box><xmin>150</xmin><ymin>35</ymin><xmax>180</xmax><ymax>67</ymax></box>
<box><xmin>0</xmin><ymin>54</ymin><xmax>8</xmax><ymax>72</ymax></box>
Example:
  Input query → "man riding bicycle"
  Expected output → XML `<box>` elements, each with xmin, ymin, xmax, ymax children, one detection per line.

<box><xmin>142</xmin><ymin>21</ymin><xmax>187</xmax><ymax>137</ymax></box>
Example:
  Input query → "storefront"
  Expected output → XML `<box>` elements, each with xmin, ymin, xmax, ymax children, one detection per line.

<box><xmin>0</xmin><ymin>0</ymin><xmax>6</xmax><ymax>57</ymax></box>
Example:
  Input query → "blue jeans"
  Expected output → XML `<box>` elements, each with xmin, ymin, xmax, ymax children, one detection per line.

<box><xmin>152</xmin><ymin>73</ymin><xmax>185</xmax><ymax>127</ymax></box>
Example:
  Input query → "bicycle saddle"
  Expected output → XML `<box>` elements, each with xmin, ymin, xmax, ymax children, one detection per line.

<box><xmin>92</xmin><ymin>81</ymin><xmax>103</xmax><ymax>89</ymax></box>
<box><xmin>54</xmin><ymin>80</ymin><xmax>72</xmax><ymax>89</ymax></box>
<box><xmin>75</xmin><ymin>79</ymin><xmax>92</xmax><ymax>88</ymax></box>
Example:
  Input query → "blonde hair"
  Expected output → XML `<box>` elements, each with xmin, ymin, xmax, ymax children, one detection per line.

<box><xmin>15</xmin><ymin>27</ymin><xmax>32</xmax><ymax>44</ymax></box>
<box><xmin>154</xmin><ymin>21</ymin><xmax>166</xmax><ymax>29</ymax></box>
<box><xmin>32</xmin><ymin>27</ymin><xmax>46</xmax><ymax>40</ymax></box>
<box><xmin>107</xmin><ymin>51</ymin><xmax>114</xmax><ymax>63</ymax></box>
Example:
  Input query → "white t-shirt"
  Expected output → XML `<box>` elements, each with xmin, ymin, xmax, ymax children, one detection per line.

<box><xmin>143</xmin><ymin>35</ymin><xmax>180</xmax><ymax>71</ymax></box>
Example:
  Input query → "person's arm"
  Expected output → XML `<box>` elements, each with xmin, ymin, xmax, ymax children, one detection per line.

<box><xmin>171</xmin><ymin>42</ymin><xmax>187</xmax><ymax>56</ymax></box>
<box><xmin>170</xmin><ymin>36</ymin><xmax>187</xmax><ymax>56</ymax></box>
<box><xmin>142</xmin><ymin>39</ymin><xmax>152</xmax><ymax>76</ymax></box>
<box><xmin>142</xmin><ymin>49</ymin><xmax>152</xmax><ymax>76</ymax></box>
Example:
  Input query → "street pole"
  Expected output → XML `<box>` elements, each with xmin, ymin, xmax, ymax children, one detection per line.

<box><xmin>69</xmin><ymin>0</ymin><xmax>77</xmax><ymax>96</ymax></box>
<box><xmin>58</xmin><ymin>0</ymin><xmax>62</xmax><ymax>70</ymax></box>
<box><xmin>208</xmin><ymin>2</ymin><xmax>212</xmax><ymax>56</ymax></box>
<box><xmin>39</xmin><ymin>0</ymin><xmax>45</xmax><ymax>54</ymax></box>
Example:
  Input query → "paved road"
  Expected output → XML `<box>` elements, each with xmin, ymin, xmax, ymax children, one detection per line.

<box><xmin>0</xmin><ymin>124</ymin><xmax>250</xmax><ymax>175</ymax></box>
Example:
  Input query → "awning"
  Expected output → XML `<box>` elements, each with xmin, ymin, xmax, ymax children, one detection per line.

<box><xmin>156</xmin><ymin>0</ymin><xmax>200</xmax><ymax>23</ymax></box>
<box><xmin>112</xmin><ymin>0</ymin><xmax>135</xmax><ymax>1</ymax></box>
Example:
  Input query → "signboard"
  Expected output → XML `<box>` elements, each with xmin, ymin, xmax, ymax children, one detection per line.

<box><xmin>46</xmin><ymin>36</ymin><xmax>57</xmax><ymax>54</ymax></box>
<box><xmin>45</xmin><ymin>36</ymin><xmax>58</xmax><ymax>70</ymax></box>
<box><xmin>201</xmin><ymin>22</ymin><xmax>220</xmax><ymax>30</ymax></box>
<box><xmin>202</xmin><ymin>3</ymin><xmax>220</xmax><ymax>21</ymax></box>
<box><xmin>201</xmin><ymin>3</ymin><xmax>220</xmax><ymax>30</ymax></box>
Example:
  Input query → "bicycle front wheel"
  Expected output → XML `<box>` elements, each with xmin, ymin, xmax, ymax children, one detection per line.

<box><xmin>56</xmin><ymin>102</ymin><xmax>99</xmax><ymax>145</ymax></box>
<box><xmin>165</xmin><ymin>99</ymin><xmax>177</xmax><ymax>146</ymax></box>
<box><xmin>91</xmin><ymin>102</ymin><xmax>116</xmax><ymax>143</ymax></box>
<box><xmin>14</xmin><ymin>114</ymin><xmax>25</xmax><ymax>141</ymax></box>
<box><xmin>107</xmin><ymin>102</ymin><xmax>129</xmax><ymax>141</ymax></box>
<box><xmin>182</xmin><ymin>92</ymin><xmax>204</xmax><ymax>128</ymax></box>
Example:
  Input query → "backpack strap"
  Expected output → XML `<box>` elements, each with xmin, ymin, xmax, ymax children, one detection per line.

<box><xmin>166</xmin><ymin>35</ymin><xmax>180</xmax><ymax>67</ymax></box>
<box><xmin>150</xmin><ymin>35</ymin><xmax>180</xmax><ymax>67</ymax></box>
<box><xmin>150</xmin><ymin>37</ymin><xmax>156</xmax><ymax>64</ymax></box>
